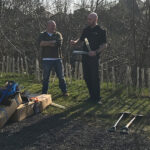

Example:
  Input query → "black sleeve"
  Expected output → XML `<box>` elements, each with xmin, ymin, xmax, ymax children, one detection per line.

<box><xmin>79</xmin><ymin>28</ymin><xmax>87</xmax><ymax>42</ymax></box>
<box><xmin>100</xmin><ymin>30</ymin><xmax>107</xmax><ymax>45</ymax></box>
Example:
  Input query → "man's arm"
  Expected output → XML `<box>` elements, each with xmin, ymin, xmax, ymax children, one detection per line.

<box><xmin>95</xmin><ymin>29</ymin><xmax>107</xmax><ymax>55</ymax></box>
<box><xmin>55</xmin><ymin>32</ymin><xmax>63</xmax><ymax>47</ymax></box>
<box><xmin>70</xmin><ymin>38</ymin><xmax>83</xmax><ymax>45</ymax></box>
<box><xmin>38</xmin><ymin>32</ymin><xmax>56</xmax><ymax>47</ymax></box>
<box><xmin>88</xmin><ymin>43</ymin><xmax>107</xmax><ymax>57</ymax></box>
<box><xmin>70</xmin><ymin>28</ymin><xmax>87</xmax><ymax>46</ymax></box>
<box><xmin>96</xmin><ymin>43</ymin><xmax>107</xmax><ymax>55</ymax></box>
<box><xmin>40</xmin><ymin>40</ymin><xmax>56</xmax><ymax>47</ymax></box>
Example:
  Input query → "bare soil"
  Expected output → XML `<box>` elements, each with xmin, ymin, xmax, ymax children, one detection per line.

<box><xmin>0</xmin><ymin>108</ymin><xmax>150</xmax><ymax>150</ymax></box>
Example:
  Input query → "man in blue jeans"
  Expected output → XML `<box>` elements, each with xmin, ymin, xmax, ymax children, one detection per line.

<box><xmin>38</xmin><ymin>20</ymin><xmax>68</xmax><ymax>96</ymax></box>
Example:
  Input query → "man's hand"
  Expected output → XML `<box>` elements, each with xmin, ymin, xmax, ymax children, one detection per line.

<box><xmin>88</xmin><ymin>51</ymin><xmax>96</xmax><ymax>57</ymax></box>
<box><xmin>70</xmin><ymin>40</ymin><xmax>79</xmax><ymax>46</ymax></box>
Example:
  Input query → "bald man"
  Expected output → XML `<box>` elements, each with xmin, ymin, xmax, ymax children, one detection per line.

<box><xmin>38</xmin><ymin>20</ymin><xmax>68</xmax><ymax>96</ymax></box>
<box><xmin>71</xmin><ymin>12</ymin><xmax>107</xmax><ymax>104</ymax></box>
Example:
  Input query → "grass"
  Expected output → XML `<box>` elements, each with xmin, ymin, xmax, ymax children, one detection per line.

<box><xmin>0</xmin><ymin>73</ymin><xmax>150</xmax><ymax>136</ymax></box>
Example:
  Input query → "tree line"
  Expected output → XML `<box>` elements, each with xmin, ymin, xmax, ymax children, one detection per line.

<box><xmin>0</xmin><ymin>0</ymin><xmax>149</xmax><ymax>87</ymax></box>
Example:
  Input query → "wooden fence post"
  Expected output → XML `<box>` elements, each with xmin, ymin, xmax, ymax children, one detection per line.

<box><xmin>106</xmin><ymin>63</ymin><xmax>109</xmax><ymax>89</ymax></box>
<box><xmin>35</xmin><ymin>58</ymin><xmax>40</xmax><ymax>81</ymax></box>
<box><xmin>9</xmin><ymin>57</ymin><xmax>12</xmax><ymax>72</ymax></box>
<box><xmin>129</xmin><ymin>66</ymin><xmax>133</xmax><ymax>86</ymax></box>
<box><xmin>25</xmin><ymin>56</ymin><xmax>29</xmax><ymax>75</ymax></box>
<box><xmin>126</xmin><ymin>66</ymin><xmax>132</xmax><ymax>86</ymax></box>
<box><xmin>126</xmin><ymin>66</ymin><xmax>129</xmax><ymax>95</ymax></box>
<box><xmin>12</xmin><ymin>57</ymin><xmax>15</xmax><ymax>73</ymax></box>
<box><xmin>136</xmin><ymin>67</ymin><xmax>140</xmax><ymax>89</ymax></box>
<box><xmin>141</xmin><ymin>68</ymin><xmax>145</xmax><ymax>88</ymax></box>
<box><xmin>2</xmin><ymin>56</ymin><xmax>5</xmax><ymax>73</ymax></box>
<box><xmin>21</xmin><ymin>57</ymin><xmax>24</xmax><ymax>74</ymax></box>
<box><xmin>100</xmin><ymin>63</ymin><xmax>104</xmax><ymax>84</ymax></box>
<box><xmin>74</xmin><ymin>61</ymin><xmax>78</xmax><ymax>79</ymax></box>
<box><xmin>52</xmin><ymin>72</ymin><xmax>56</xmax><ymax>84</ymax></box>
<box><xmin>68</xmin><ymin>63</ymin><xmax>72</xmax><ymax>84</ymax></box>
<box><xmin>17</xmin><ymin>57</ymin><xmax>20</xmax><ymax>74</ymax></box>
<box><xmin>112</xmin><ymin>66</ymin><xmax>116</xmax><ymax>89</ymax></box>
<box><xmin>141</xmin><ymin>68</ymin><xmax>145</xmax><ymax>95</ymax></box>
<box><xmin>147</xmin><ymin>68</ymin><xmax>150</xmax><ymax>97</ymax></box>
<box><xmin>79</xmin><ymin>62</ymin><xmax>83</xmax><ymax>80</ymax></box>
<box><xmin>65</xmin><ymin>62</ymin><xmax>69</xmax><ymax>78</ymax></box>
<box><xmin>126</xmin><ymin>65</ymin><xmax>133</xmax><ymax>95</ymax></box>
<box><xmin>6</xmin><ymin>56</ymin><xmax>9</xmax><ymax>73</ymax></box>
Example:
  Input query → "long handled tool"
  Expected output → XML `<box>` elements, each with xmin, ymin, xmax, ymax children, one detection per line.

<box><xmin>120</xmin><ymin>114</ymin><xmax>143</xmax><ymax>134</ymax></box>
<box><xmin>73</xmin><ymin>50</ymin><xmax>88</xmax><ymax>55</ymax></box>
<box><xmin>84</xmin><ymin>38</ymin><xmax>91</xmax><ymax>52</ymax></box>
<box><xmin>108</xmin><ymin>112</ymin><xmax>130</xmax><ymax>132</ymax></box>
<box><xmin>72</xmin><ymin>38</ymin><xmax>91</xmax><ymax>55</ymax></box>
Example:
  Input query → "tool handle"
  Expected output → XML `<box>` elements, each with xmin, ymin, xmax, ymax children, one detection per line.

<box><xmin>51</xmin><ymin>102</ymin><xmax>66</xmax><ymax>109</ymax></box>
<box><xmin>114</xmin><ymin>114</ymin><xmax>124</xmax><ymax>127</ymax></box>
<box><xmin>84</xmin><ymin>38</ymin><xmax>91</xmax><ymax>52</ymax></box>
<box><xmin>125</xmin><ymin>117</ymin><xmax>136</xmax><ymax>128</ymax></box>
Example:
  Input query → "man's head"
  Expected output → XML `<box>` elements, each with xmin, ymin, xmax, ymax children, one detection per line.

<box><xmin>87</xmin><ymin>12</ymin><xmax>98</xmax><ymax>27</ymax></box>
<box><xmin>47</xmin><ymin>20</ymin><xmax>56</xmax><ymax>33</ymax></box>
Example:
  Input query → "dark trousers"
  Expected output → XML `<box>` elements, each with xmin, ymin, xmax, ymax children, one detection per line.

<box><xmin>42</xmin><ymin>59</ymin><xmax>67</xmax><ymax>94</ymax></box>
<box><xmin>82</xmin><ymin>56</ymin><xmax>101</xmax><ymax>101</ymax></box>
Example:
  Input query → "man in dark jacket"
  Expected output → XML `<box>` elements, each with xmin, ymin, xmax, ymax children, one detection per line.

<box><xmin>38</xmin><ymin>20</ymin><xmax>68</xmax><ymax>96</ymax></box>
<box><xmin>71</xmin><ymin>12</ymin><xmax>107</xmax><ymax>104</ymax></box>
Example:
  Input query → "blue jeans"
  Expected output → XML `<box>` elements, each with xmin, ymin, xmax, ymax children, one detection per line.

<box><xmin>42</xmin><ymin>59</ymin><xmax>67</xmax><ymax>94</ymax></box>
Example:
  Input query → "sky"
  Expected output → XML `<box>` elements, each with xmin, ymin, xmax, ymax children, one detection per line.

<box><xmin>43</xmin><ymin>0</ymin><xmax>146</xmax><ymax>13</ymax></box>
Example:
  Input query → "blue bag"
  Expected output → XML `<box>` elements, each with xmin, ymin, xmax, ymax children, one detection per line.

<box><xmin>0</xmin><ymin>81</ymin><xmax>19</xmax><ymax>104</ymax></box>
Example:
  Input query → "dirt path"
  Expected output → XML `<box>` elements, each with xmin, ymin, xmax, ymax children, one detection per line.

<box><xmin>0</xmin><ymin>110</ymin><xmax>150</xmax><ymax>150</ymax></box>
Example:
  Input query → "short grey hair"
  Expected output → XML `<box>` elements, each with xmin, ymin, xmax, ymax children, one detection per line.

<box><xmin>89</xmin><ymin>12</ymin><xmax>98</xmax><ymax>19</ymax></box>
<box><xmin>47</xmin><ymin>20</ymin><xmax>56</xmax><ymax>25</ymax></box>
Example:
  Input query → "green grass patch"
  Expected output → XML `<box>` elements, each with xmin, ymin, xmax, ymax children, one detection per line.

<box><xmin>0</xmin><ymin>73</ymin><xmax>150</xmax><ymax>135</ymax></box>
